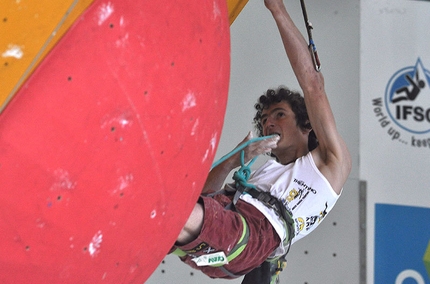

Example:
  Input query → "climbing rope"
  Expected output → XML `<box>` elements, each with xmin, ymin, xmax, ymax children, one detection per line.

<box><xmin>211</xmin><ymin>135</ymin><xmax>277</xmax><ymax>188</ymax></box>
<box><xmin>300</xmin><ymin>0</ymin><xmax>321</xmax><ymax>72</ymax></box>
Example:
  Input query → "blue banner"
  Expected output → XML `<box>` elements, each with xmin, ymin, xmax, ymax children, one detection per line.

<box><xmin>375</xmin><ymin>204</ymin><xmax>430</xmax><ymax>284</ymax></box>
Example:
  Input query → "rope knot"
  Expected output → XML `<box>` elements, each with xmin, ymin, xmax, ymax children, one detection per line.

<box><xmin>232</xmin><ymin>150</ymin><xmax>258</xmax><ymax>189</ymax></box>
<box><xmin>233</xmin><ymin>165</ymin><xmax>251</xmax><ymax>186</ymax></box>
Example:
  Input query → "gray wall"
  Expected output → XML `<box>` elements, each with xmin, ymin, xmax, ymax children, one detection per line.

<box><xmin>147</xmin><ymin>0</ymin><xmax>360</xmax><ymax>283</ymax></box>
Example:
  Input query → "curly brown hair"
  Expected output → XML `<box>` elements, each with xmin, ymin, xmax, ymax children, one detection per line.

<box><xmin>253</xmin><ymin>86</ymin><xmax>318</xmax><ymax>151</ymax></box>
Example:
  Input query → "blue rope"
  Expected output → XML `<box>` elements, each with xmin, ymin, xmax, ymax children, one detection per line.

<box><xmin>232</xmin><ymin>150</ymin><xmax>257</xmax><ymax>189</ymax></box>
<box><xmin>211</xmin><ymin>135</ymin><xmax>276</xmax><ymax>189</ymax></box>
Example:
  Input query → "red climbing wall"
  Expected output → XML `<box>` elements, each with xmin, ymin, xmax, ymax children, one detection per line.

<box><xmin>0</xmin><ymin>0</ymin><xmax>230</xmax><ymax>283</ymax></box>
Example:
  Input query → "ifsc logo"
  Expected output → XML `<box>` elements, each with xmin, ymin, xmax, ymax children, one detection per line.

<box><xmin>386</xmin><ymin>58</ymin><xmax>430</xmax><ymax>134</ymax></box>
<box><xmin>373</xmin><ymin>58</ymin><xmax>430</xmax><ymax>148</ymax></box>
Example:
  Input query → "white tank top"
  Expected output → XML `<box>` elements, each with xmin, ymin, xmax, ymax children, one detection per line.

<box><xmin>241</xmin><ymin>152</ymin><xmax>341</xmax><ymax>257</ymax></box>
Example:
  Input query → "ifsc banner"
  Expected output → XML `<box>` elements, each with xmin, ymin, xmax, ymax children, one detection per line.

<box><xmin>360</xmin><ymin>1</ymin><xmax>430</xmax><ymax>283</ymax></box>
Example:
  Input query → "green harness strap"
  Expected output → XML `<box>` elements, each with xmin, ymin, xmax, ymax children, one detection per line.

<box><xmin>210</xmin><ymin>214</ymin><xmax>249</xmax><ymax>267</ymax></box>
<box><xmin>172</xmin><ymin>214</ymin><xmax>250</xmax><ymax>270</ymax></box>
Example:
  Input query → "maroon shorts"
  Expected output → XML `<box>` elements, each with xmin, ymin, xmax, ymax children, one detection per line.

<box><xmin>173</xmin><ymin>194</ymin><xmax>280</xmax><ymax>279</ymax></box>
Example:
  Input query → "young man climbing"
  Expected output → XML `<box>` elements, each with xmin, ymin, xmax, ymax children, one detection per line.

<box><xmin>170</xmin><ymin>0</ymin><xmax>352</xmax><ymax>283</ymax></box>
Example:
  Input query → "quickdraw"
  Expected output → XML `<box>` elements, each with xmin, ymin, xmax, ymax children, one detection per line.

<box><xmin>300</xmin><ymin>0</ymin><xmax>321</xmax><ymax>72</ymax></box>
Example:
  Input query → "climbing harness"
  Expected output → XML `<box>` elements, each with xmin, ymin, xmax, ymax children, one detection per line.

<box><xmin>300</xmin><ymin>0</ymin><xmax>321</xmax><ymax>72</ymax></box>
<box><xmin>211</xmin><ymin>135</ymin><xmax>295</xmax><ymax>282</ymax></box>
<box><xmin>212</xmin><ymin>135</ymin><xmax>294</xmax><ymax>238</ymax></box>
<box><xmin>173</xmin><ymin>136</ymin><xmax>294</xmax><ymax>282</ymax></box>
